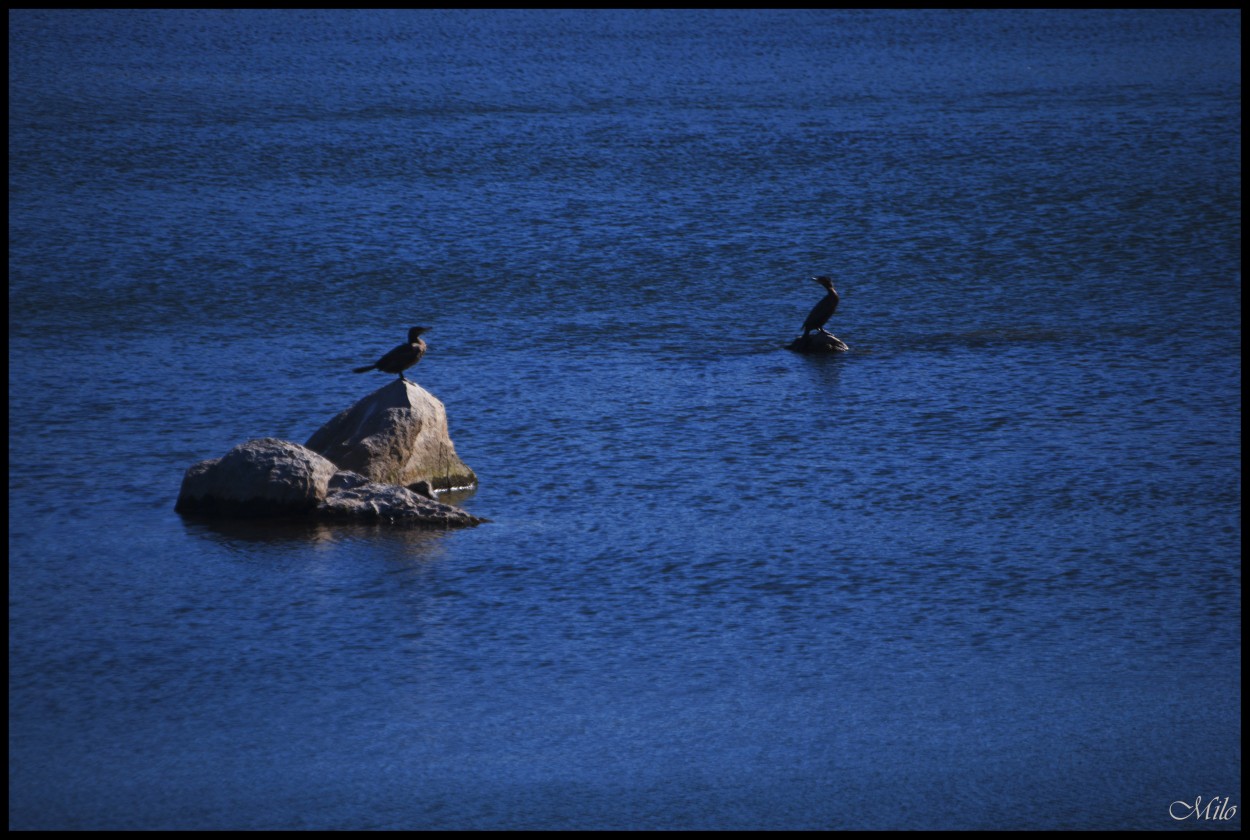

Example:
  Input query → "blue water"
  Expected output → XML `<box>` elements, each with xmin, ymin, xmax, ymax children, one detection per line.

<box><xmin>8</xmin><ymin>9</ymin><xmax>1241</xmax><ymax>830</ymax></box>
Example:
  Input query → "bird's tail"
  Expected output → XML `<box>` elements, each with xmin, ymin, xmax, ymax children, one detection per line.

<box><xmin>352</xmin><ymin>365</ymin><xmax>375</xmax><ymax>374</ymax></box>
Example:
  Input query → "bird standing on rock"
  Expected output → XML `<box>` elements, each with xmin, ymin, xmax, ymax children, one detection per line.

<box><xmin>802</xmin><ymin>275</ymin><xmax>840</xmax><ymax>337</ymax></box>
<box><xmin>353</xmin><ymin>326</ymin><xmax>429</xmax><ymax>382</ymax></box>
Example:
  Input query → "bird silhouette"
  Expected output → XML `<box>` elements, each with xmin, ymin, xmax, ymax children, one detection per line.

<box><xmin>353</xmin><ymin>326</ymin><xmax>430</xmax><ymax>382</ymax></box>
<box><xmin>802</xmin><ymin>276</ymin><xmax>840</xmax><ymax>336</ymax></box>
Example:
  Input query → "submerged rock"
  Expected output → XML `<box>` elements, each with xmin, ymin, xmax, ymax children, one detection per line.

<box><xmin>320</xmin><ymin>471</ymin><xmax>486</xmax><ymax>527</ymax></box>
<box><xmin>788</xmin><ymin>332</ymin><xmax>849</xmax><ymax>354</ymax></box>
<box><xmin>175</xmin><ymin>438</ymin><xmax>337</xmax><ymax>518</ymax></box>
<box><xmin>305</xmin><ymin>379</ymin><xmax>477</xmax><ymax>491</ymax></box>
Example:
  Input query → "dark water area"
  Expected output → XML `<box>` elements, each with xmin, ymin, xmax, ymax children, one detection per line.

<box><xmin>8</xmin><ymin>10</ymin><xmax>1241</xmax><ymax>830</ymax></box>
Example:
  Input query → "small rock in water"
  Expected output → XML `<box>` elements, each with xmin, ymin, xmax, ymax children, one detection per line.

<box><xmin>175</xmin><ymin>438</ymin><xmax>337</xmax><ymax>518</ymax></box>
<box><xmin>787</xmin><ymin>332</ymin><xmax>849</xmax><ymax>354</ymax></box>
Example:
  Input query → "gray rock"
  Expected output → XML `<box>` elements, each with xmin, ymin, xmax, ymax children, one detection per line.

<box><xmin>328</xmin><ymin>470</ymin><xmax>372</xmax><ymax>491</ymax></box>
<box><xmin>175</xmin><ymin>438</ymin><xmax>338</xmax><ymax>517</ymax></box>
<box><xmin>176</xmin><ymin>452</ymin><xmax>485</xmax><ymax>527</ymax></box>
<box><xmin>306</xmin><ymin>379</ymin><xmax>477</xmax><ymax>491</ymax></box>
<box><xmin>788</xmin><ymin>332</ymin><xmax>849</xmax><ymax>354</ymax></box>
<box><xmin>406</xmin><ymin>480</ymin><xmax>435</xmax><ymax>499</ymax></box>
<box><xmin>319</xmin><ymin>473</ymin><xmax>486</xmax><ymax>528</ymax></box>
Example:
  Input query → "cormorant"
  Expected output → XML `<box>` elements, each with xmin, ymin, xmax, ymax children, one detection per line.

<box><xmin>802</xmin><ymin>276</ymin><xmax>840</xmax><ymax>336</ymax></box>
<box><xmin>353</xmin><ymin>326</ymin><xmax>429</xmax><ymax>382</ymax></box>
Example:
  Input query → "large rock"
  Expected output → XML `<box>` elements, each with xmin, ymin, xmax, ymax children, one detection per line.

<box><xmin>305</xmin><ymin>379</ymin><xmax>477</xmax><ymax>491</ymax></box>
<box><xmin>175</xmin><ymin>438</ymin><xmax>337</xmax><ymax>518</ymax></box>
<box><xmin>319</xmin><ymin>471</ymin><xmax>486</xmax><ymax>527</ymax></box>
<box><xmin>176</xmin><ymin>443</ymin><xmax>485</xmax><ymax>528</ymax></box>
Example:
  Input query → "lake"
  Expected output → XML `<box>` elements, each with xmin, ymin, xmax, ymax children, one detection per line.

<box><xmin>8</xmin><ymin>9</ymin><xmax>1241</xmax><ymax>830</ymax></box>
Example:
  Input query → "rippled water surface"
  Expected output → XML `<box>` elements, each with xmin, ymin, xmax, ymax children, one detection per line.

<box><xmin>8</xmin><ymin>10</ymin><xmax>1241</xmax><ymax>830</ymax></box>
